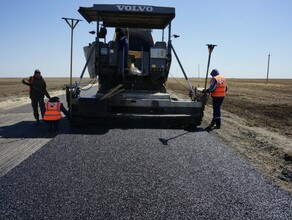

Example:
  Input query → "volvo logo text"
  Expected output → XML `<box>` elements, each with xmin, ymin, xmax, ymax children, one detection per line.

<box><xmin>116</xmin><ymin>5</ymin><xmax>153</xmax><ymax>12</ymax></box>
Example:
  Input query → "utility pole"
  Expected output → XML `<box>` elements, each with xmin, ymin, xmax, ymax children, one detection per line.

<box><xmin>198</xmin><ymin>64</ymin><xmax>200</xmax><ymax>78</ymax></box>
<box><xmin>62</xmin><ymin>17</ymin><xmax>82</xmax><ymax>115</ymax></box>
<box><xmin>266</xmin><ymin>53</ymin><xmax>270</xmax><ymax>84</ymax></box>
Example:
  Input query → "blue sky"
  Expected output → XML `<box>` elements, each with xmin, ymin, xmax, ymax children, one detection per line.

<box><xmin>0</xmin><ymin>0</ymin><xmax>291</xmax><ymax>79</ymax></box>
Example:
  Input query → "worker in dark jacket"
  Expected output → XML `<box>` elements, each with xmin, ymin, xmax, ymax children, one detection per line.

<box><xmin>22</xmin><ymin>69</ymin><xmax>50</xmax><ymax>122</ymax></box>
<box><xmin>206</xmin><ymin>69</ymin><xmax>228</xmax><ymax>129</ymax></box>
<box><xmin>115</xmin><ymin>27</ymin><xmax>129</xmax><ymax>76</ymax></box>
<box><xmin>43</xmin><ymin>96</ymin><xmax>70</xmax><ymax>131</ymax></box>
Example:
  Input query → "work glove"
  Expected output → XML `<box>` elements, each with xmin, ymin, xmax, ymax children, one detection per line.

<box><xmin>22</xmin><ymin>78</ymin><xmax>31</xmax><ymax>86</ymax></box>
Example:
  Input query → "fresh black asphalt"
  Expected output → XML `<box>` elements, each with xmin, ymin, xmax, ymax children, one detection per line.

<box><xmin>1</xmin><ymin>92</ymin><xmax>291</xmax><ymax>219</ymax></box>
<box><xmin>1</xmin><ymin>124</ymin><xmax>291</xmax><ymax>219</ymax></box>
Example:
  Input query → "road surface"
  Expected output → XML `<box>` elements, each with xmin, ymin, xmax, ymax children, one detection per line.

<box><xmin>0</xmin><ymin>94</ymin><xmax>291</xmax><ymax>219</ymax></box>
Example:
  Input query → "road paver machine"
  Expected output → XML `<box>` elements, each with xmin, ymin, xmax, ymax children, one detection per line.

<box><xmin>66</xmin><ymin>4</ymin><xmax>209</xmax><ymax>127</ymax></box>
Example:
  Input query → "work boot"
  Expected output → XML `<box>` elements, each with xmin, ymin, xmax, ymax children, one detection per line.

<box><xmin>206</xmin><ymin>120</ymin><xmax>215</xmax><ymax>132</ymax></box>
<box><xmin>215</xmin><ymin>121</ymin><xmax>221</xmax><ymax>129</ymax></box>
<box><xmin>209</xmin><ymin>121</ymin><xmax>215</xmax><ymax>128</ymax></box>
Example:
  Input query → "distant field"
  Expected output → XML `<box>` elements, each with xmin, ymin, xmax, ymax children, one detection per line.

<box><xmin>0</xmin><ymin>77</ymin><xmax>94</xmax><ymax>100</ymax></box>
<box><xmin>1</xmin><ymin>77</ymin><xmax>291</xmax><ymax>136</ymax></box>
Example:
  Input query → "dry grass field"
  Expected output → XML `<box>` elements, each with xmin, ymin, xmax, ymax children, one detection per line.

<box><xmin>0</xmin><ymin>77</ymin><xmax>291</xmax><ymax>193</ymax></box>
<box><xmin>168</xmin><ymin>78</ymin><xmax>292</xmax><ymax>137</ymax></box>
<box><xmin>0</xmin><ymin>77</ymin><xmax>93</xmax><ymax>102</ymax></box>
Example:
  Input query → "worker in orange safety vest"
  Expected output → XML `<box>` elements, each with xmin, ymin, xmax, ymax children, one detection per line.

<box><xmin>43</xmin><ymin>96</ymin><xmax>70</xmax><ymax>131</ymax></box>
<box><xmin>206</xmin><ymin>69</ymin><xmax>228</xmax><ymax>129</ymax></box>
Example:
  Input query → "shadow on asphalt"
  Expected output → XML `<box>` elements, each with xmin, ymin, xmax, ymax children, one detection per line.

<box><xmin>68</xmin><ymin>119</ymin><xmax>206</xmax><ymax>135</ymax></box>
<box><xmin>0</xmin><ymin>118</ymin><xmax>206</xmax><ymax>139</ymax></box>
<box><xmin>0</xmin><ymin>120</ymin><xmax>72</xmax><ymax>139</ymax></box>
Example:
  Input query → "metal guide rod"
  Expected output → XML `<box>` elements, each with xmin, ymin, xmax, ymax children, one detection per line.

<box><xmin>62</xmin><ymin>17</ymin><xmax>82</xmax><ymax>115</ymax></box>
<box><xmin>203</xmin><ymin>44</ymin><xmax>217</xmax><ymax>106</ymax></box>
<box><xmin>171</xmin><ymin>45</ymin><xmax>194</xmax><ymax>93</ymax></box>
<box><xmin>204</xmin><ymin>44</ymin><xmax>217</xmax><ymax>91</ymax></box>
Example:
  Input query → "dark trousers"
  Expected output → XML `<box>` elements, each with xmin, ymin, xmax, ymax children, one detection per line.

<box><xmin>31</xmin><ymin>98</ymin><xmax>45</xmax><ymax>120</ymax></box>
<box><xmin>46</xmin><ymin>120</ymin><xmax>60</xmax><ymax>130</ymax></box>
<box><xmin>212</xmin><ymin>97</ymin><xmax>225</xmax><ymax>127</ymax></box>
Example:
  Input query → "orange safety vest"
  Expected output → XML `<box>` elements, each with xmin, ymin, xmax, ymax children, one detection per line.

<box><xmin>43</xmin><ymin>102</ymin><xmax>62</xmax><ymax>121</ymax></box>
<box><xmin>211</xmin><ymin>75</ymin><xmax>227</xmax><ymax>97</ymax></box>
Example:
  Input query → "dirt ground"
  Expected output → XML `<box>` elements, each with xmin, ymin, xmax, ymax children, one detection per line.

<box><xmin>0</xmin><ymin>77</ymin><xmax>291</xmax><ymax>194</ymax></box>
